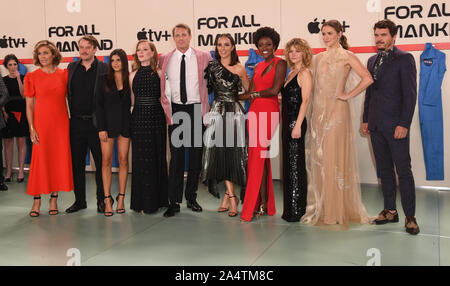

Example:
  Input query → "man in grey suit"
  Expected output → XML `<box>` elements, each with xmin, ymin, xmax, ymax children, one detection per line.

<box><xmin>362</xmin><ymin>19</ymin><xmax>419</xmax><ymax>235</ymax></box>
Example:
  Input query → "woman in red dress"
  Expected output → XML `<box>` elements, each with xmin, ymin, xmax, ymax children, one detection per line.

<box><xmin>25</xmin><ymin>40</ymin><xmax>74</xmax><ymax>217</ymax></box>
<box><xmin>239</xmin><ymin>27</ymin><xmax>287</xmax><ymax>222</ymax></box>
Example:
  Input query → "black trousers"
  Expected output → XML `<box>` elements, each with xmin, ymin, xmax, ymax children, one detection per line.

<box><xmin>168</xmin><ymin>103</ymin><xmax>204</xmax><ymax>204</ymax></box>
<box><xmin>370</xmin><ymin>129</ymin><xmax>416</xmax><ymax>217</ymax></box>
<box><xmin>0</xmin><ymin>132</ymin><xmax>4</xmax><ymax>182</ymax></box>
<box><xmin>70</xmin><ymin>117</ymin><xmax>104</xmax><ymax>204</ymax></box>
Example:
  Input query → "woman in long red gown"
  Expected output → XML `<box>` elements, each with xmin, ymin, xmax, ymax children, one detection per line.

<box><xmin>239</xmin><ymin>27</ymin><xmax>287</xmax><ymax>222</ymax></box>
<box><xmin>25</xmin><ymin>40</ymin><xmax>74</xmax><ymax>217</ymax></box>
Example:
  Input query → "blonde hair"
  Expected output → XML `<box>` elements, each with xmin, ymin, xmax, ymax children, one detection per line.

<box><xmin>32</xmin><ymin>40</ymin><xmax>62</xmax><ymax>67</ymax></box>
<box><xmin>284</xmin><ymin>38</ymin><xmax>313</xmax><ymax>69</ymax></box>
<box><xmin>132</xmin><ymin>40</ymin><xmax>158</xmax><ymax>73</ymax></box>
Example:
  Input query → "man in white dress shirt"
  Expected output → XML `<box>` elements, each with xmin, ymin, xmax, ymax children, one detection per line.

<box><xmin>159</xmin><ymin>23</ymin><xmax>212</xmax><ymax>217</ymax></box>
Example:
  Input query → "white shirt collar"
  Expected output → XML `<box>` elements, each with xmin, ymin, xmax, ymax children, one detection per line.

<box><xmin>175</xmin><ymin>47</ymin><xmax>193</xmax><ymax>59</ymax></box>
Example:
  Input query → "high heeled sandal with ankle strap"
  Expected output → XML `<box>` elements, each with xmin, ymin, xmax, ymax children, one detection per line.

<box><xmin>104</xmin><ymin>195</ymin><xmax>114</xmax><ymax>217</ymax></box>
<box><xmin>30</xmin><ymin>196</ymin><xmax>41</xmax><ymax>217</ymax></box>
<box><xmin>48</xmin><ymin>194</ymin><xmax>59</xmax><ymax>215</ymax></box>
<box><xmin>116</xmin><ymin>193</ymin><xmax>126</xmax><ymax>214</ymax></box>
<box><xmin>217</xmin><ymin>193</ymin><xmax>230</xmax><ymax>212</ymax></box>
<box><xmin>227</xmin><ymin>195</ymin><xmax>239</xmax><ymax>217</ymax></box>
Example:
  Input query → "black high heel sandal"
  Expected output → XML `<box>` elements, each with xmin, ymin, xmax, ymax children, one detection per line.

<box><xmin>17</xmin><ymin>173</ymin><xmax>25</xmax><ymax>183</ymax></box>
<box><xmin>104</xmin><ymin>195</ymin><xmax>114</xmax><ymax>217</ymax></box>
<box><xmin>116</xmin><ymin>193</ymin><xmax>125</xmax><ymax>214</ymax></box>
<box><xmin>4</xmin><ymin>175</ymin><xmax>12</xmax><ymax>183</ymax></box>
<box><xmin>49</xmin><ymin>194</ymin><xmax>59</xmax><ymax>215</ymax></box>
<box><xmin>29</xmin><ymin>196</ymin><xmax>41</xmax><ymax>217</ymax></box>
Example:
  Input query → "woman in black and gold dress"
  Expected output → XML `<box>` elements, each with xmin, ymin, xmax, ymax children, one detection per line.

<box><xmin>129</xmin><ymin>40</ymin><xmax>168</xmax><ymax>214</ymax></box>
<box><xmin>280</xmin><ymin>38</ymin><xmax>313</xmax><ymax>222</ymax></box>
<box><xmin>203</xmin><ymin>34</ymin><xmax>249</xmax><ymax>217</ymax></box>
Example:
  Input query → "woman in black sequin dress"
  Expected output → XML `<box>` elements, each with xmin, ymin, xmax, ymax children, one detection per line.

<box><xmin>203</xmin><ymin>34</ymin><xmax>250</xmax><ymax>217</ymax></box>
<box><xmin>129</xmin><ymin>40</ymin><xmax>168</xmax><ymax>214</ymax></box>
<box><xmin>280</xmin><ymin>38</ymin><xmax>313</xmax><ymax>222</ymax></box>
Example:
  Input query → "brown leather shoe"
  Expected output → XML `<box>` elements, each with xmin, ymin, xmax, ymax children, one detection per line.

<box><xmin>374</xmin><ymin>209</ymin><xmax>399</xmax><ymax>225</ymax></box>
<box><xmin>405</xmin><ymin>216</ymin><xmax>420</xmax><ymax>235</ymax></box>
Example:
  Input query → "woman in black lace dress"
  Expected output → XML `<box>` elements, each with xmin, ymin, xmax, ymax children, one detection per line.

<box><xmin>129</xmin><ymin>40</ymin><xmax>168</xmax><ymax>214</ymax></box>
<box><xmin>203</xmin><ymin>34</ymin><xmax>249</xmax><ymax>217</ymax></box>
<box><xmin>280</xmin><ymin>38</ymin><xmax>313</xmax><ymax>222</ymax></box>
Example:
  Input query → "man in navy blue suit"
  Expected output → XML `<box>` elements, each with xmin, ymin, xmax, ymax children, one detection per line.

<box><xmin>362</xmin><ymin>19</ymin><xmax>419</xmax><ymax>235</ymax></box>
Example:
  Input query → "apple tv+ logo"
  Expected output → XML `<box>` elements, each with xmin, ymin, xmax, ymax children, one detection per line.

<box><xmin>137</xmin><ymin>28</ymin><xmax>171</xmax><ymax>42</ymax></box>
<box><xmin>0</xmin><ymin>36</ymin><xmax>28</xmax><ymax>49</ymax></box>
<box><xmin>307</xmin><ymin>18</ymin><xmax>350</xmax><ymax>34</ymax></box>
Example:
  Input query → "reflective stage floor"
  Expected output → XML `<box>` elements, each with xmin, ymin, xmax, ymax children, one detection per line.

<box><xmin>0</xmin><ymin>173</ymin><xmax>448</xmax><ymax>266</ymax></box>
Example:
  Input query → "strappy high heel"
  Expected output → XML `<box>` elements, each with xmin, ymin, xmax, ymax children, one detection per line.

<box><xmin>227</xmin><ymin>195</ymin><xmax>239</xmax><ymax>217</ymax></box>
<box><xmin>29</xmin><ymin>196</ymin><xmax>41</xmax><ymax>217</ymax></box>
<box><xmin>49</xmin><ymin>194</ymin><xmax>59</xmax><ymax>215</ymax></box>
<box><xmin>104</xmin><ymin>195</ymin><xmax>114</xmax><ymax>217</ymax></box>
<box><xmin>217</xmin><ymin>192</ymin><xmax>230</xmax><ymax>212</ymax></box>
<box><xmin>116</xmin><ymin>193</ymin><xmax>126</xmax><ymax>214</ymax></box>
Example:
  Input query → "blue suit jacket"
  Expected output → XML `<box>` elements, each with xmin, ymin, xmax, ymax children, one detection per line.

<box><xmin>363</xmin><ymin>46</ymin><xmax>417</xmax><ymax>132</ymax></box>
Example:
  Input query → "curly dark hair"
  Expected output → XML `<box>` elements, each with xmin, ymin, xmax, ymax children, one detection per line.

<box><xmin>253</xmin><ymin>26</ymin><xmax>281</xmax><ymax>50</ymax></box>
<box><xmin>3</xmin><ymin>54</ymin><xmax>19</xmax><ymax>68</ymax></box>
<box><xmin>374</xmin><ymin>19</ymin><xmax>398</xmax><ymax>37</ymax></box>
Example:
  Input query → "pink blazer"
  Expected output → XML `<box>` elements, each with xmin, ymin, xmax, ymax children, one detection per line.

<box><xmin>159</xmin><ymin>48</ymin><xmax>212</xmax><ymax>125</ymax></box>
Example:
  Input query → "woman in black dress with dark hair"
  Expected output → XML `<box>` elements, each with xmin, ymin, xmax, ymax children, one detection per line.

<box><xmin>129</xmin><ymin>40</ymin><xmax>168</xmax><ymax>214</ymax></box>
<box><xmin>2</xmin><ymin>54</ymin><xmax>28</xmax><ymax>182</ymax></box>
<box><xmin>281</xmin><ymin>38</ymin><xmax>313</xmax><ymax>222</ymax></box>
<box><xmin>203</xmin><ymin>34</ymin><xmax>250</xmax><ymax>217</ymax></box>
<box><xmin>97</xmin><ymin>49</ymin><xmax>131</xmax><ymax>216</ymax></box>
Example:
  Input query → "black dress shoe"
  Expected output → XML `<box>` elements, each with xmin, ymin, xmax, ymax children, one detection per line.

<box><xmin>208</xmin><ymin>179</ymin><xmax>220</xmax><ymax>199</ymax></box>
<box><xmin>405</xmin><ymin>216</ymin><xmax>420</xmax><ymax>235</ymax></box>
<box><xmin>163</xmin><ymin>204</ymin><xmax>179</xmax><ymax>217</ymax></box>
<box><xmin>0</xmin><ymin>183</ymin><xmax>8</xmax><ymax>191</ymax></box>
<box><xmin>17</xmin><ymin>178</ymin><xmax>24</xmax><ymax>183</ymax></box>
<box><xmin>4</xmin><ymin>177</ymin><xmax>11</xmax><ymax>183</ymax></box>
<box><xmin>375</xmin><ymin>209</ymin><xmax>399</xmax><ymax>225</ymax></box>
<box><xmin>65</xmin><ymin>202</ymin><xmax>87</xmax><ymax>213</ymax></box>
<box><xmin>187</xmin><ymin>200</ymin><xmax>202</xmax><ymax>212</ymax></box>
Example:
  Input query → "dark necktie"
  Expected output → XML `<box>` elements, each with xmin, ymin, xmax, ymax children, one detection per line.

<box><xmin>372</xmin><ymin>51</ymin><xmax>389</xmax><ymax>81</ymax></box>
<box><xmin>180</xmin><ymin>54</ymin><xmax>187</xmax><ymax>104</ymax></box>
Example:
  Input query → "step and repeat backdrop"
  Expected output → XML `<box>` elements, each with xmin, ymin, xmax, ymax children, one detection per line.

<box><xmin>0</xmin><ymin>0</ymin><xmax>449</xmax><ymax>187</ymax></box>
